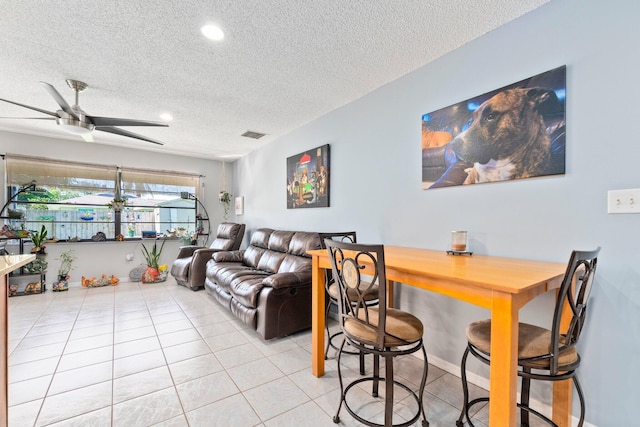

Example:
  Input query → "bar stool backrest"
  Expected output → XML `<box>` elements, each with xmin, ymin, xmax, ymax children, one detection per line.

<box><xmin>548</xmin><ymin>247</ymin><xmax>600</xmax><ymax>374</ymax></box>
<box><xmin>325</xmin><ymin>240</ymin><xmax>395</xmax><ymax>349</ymax></box>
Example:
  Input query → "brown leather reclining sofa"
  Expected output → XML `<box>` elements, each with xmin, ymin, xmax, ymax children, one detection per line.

<box><xmin>204</xmin><ymin>228</ymin><xmax>321</xmax><ymax>340</ymax></box>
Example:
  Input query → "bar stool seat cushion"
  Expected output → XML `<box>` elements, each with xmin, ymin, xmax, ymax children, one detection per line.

<box><xmin>466</xmin><ymin>319</ymin><xmax>579</xmax><ymax>369</ymax></box>
<box><xmin>345</xmin><ymin>307</ymin><xmax>424</xmax><ymax>347</ymax></box>
<box><xmin>327</xmin><ymin>282</ymin><xmax>379</xmax><ymax>302</ymax></box>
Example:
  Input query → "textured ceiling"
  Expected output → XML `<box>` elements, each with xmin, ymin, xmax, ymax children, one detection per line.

<box><xmin>0</xmin><ymin>0</ymin><xmax>548</xmax><ymax>160</ymax></box>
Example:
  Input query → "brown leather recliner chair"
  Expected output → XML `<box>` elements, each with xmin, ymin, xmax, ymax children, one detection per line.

<box><xmin>170</xmin><ymin>222</ymin><xmax>245</xmax><ymax>291</ymax></box>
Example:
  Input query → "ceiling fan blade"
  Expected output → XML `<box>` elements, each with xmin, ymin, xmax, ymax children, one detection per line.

<box><xmin>0</xmin><ymin>116</ymin><xmax>56</xmax><ymax>120</ymax></box>
<box><xmin>40</xmin><ymin>81</ymin><xmax>79</xmax><ymax>119</ymax></box>
<box><xmin>81</xmin><ymin>133</ymin><xmax>94</xmax><ymax>142</ymax></box>
<box><xmin>95</xmin><ymin>126</ymin><xmax>164</xmax><ymax>145</ymax></box>
<box><xmin>0</xmin><ymin>98</ymin><xmax>59</xmax><ymax>117</ymax></box>
<box><xmin>88</xmin><ymin>116</ymin><xmax>169</xmax><ymax>127</ymax></box>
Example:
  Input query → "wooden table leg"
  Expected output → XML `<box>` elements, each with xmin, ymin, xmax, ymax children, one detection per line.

<box><xmin>311</xmin><ymin>256</ymin><xmax>325</xmax><ymax>377</ymax></box>
<box><xmin>552</xmin><ymin>380</ymin><xmax>572</xmax><ymax>426</ymax></box>
<box><xmin>553</xmin><ymin>285</ymin><xmax>574</xmax><ymax>426</ymax></box>
<box><xmin>1</xmin><ymin>275</ymin><xmax>8</xmax><ymax>425</ymax></box>
<box><xmin>489</xmin><ymin>292</ymin><xmax>518</xmax><ymax>427</ymax></box>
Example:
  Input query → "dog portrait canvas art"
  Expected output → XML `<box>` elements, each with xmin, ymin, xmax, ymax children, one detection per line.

<box><xmin>421</xmin><ymin>66</ymin><xmax>566</xmax><ymax>189</ymax></box>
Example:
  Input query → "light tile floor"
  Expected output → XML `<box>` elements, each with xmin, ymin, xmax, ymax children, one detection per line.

<box><xmin>7</xmin><ymin>277</ymin><xmax>493</xmax><ymax>427</ymax></box>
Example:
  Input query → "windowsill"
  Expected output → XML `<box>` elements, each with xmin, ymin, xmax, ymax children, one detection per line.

<box><xmin>51</xmin><ymin>237</ymin><xmax>184</xmax><ymax>244</ymax></box>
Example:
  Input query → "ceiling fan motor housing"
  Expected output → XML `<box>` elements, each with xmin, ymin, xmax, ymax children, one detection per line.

<box><xmin>56</xmin><ymin>109</ymin><xmax>95</xmax><ymax>134</ymax></box>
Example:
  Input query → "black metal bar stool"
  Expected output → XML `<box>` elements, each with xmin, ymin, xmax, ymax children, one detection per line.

<box><xmin>320</xmin><ymin>232</ymin><xmax>378</xmax><ymax>375</ymax></box>
<box><xmin>457</xmin><ymin>247</ymin><xmax>600</xmax><ymax>427</ymax></box>
<box><xmin>325</xmin><ymin>239</ymin><xmax>429</xmax><ymax>427</ymax></box>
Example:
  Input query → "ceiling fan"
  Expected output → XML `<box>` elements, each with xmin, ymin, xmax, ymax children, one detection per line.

<box><xmin>0</xmin><ymin>79</ymin><xmax>168</xmax><ymax>145</ymax></box>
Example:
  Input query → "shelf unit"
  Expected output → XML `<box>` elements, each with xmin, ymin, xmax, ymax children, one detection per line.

<box><xmin>194</xmin><ymin>216</ymin><xmax>210</xmax><ymax>246</ymax></box>
<box><xmin>6</xmin><ymin>238</ymin><xmax>47</xmax><ymax>297</ymax></box>
<box><xmin>5</xmin><ymin>209</ymin><xmax>199</xmax><ymax>242</ymax></box>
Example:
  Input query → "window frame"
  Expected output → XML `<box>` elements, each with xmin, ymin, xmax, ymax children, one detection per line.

<box><xmin>3</xmin><ymin>154</ymin><xmax>201</xmax><ymax>243</ymax></box>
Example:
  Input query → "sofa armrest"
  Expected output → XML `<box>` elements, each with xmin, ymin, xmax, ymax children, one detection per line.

<box><xmin>186</xmin><ymin>248</ymin><xmax>222</xmax><ymax>288</ymax></box>
<box><xmin>212</xmin><ymin>250</ymin><xmax>245</xmax><ymax>263</ymax></box>
<box><xmin>191</xmin><ymin>248</ymin><xmax>221</xmax><ymax>265</ymax></box>
<box><xmin>263</xmin><ymin>271</ymin><xmax>312</xmax><ymax>290</ymax></box>
<box><xmin>176</xmin><ymin>245</ymin><xmax>202</xmax><ymax>259</ymax></box>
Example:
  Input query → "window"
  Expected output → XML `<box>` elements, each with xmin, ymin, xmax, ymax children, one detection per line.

<box><xmin>3</xmin><ymin>154</ymin><xmax>201</xmax><ymax>241</ymax></box>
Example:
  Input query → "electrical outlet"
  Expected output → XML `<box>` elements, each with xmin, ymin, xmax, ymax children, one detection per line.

<box><xmin>126</xmin><ymin>253</ymin><xmax>134</xmax><ymax>261</ymax></box>
<box><xmin>607</xmin><ymin>188</ymin><xmax>640</xmax><ymax>213</ymax></box>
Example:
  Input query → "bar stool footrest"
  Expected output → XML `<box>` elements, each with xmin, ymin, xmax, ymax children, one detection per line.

<box><xmin>342</xmin><ymin>376</ymin><xmax>425</xmax><ymax>427</ymax></box>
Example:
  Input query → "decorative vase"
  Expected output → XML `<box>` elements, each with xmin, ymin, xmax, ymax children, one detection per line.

<box><xmin>53</xmin><ymin>274</ymin><xmax>69</xmax><ymax>292</ymax></box>
<box><xmin>142</xmin><ymin>266</ymin><xmax>160</xmax><ymax>283</ymax></box>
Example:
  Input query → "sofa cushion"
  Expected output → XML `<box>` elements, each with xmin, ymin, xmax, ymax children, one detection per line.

<box><xmin>230</xmin><ymin>298</ymin><xmax>257</xmax><ymax>329</ymax></box>
<box><xmin>242</xmin><ymin>246</ymin><xmax>265</xmax><ymax>269</ymax></box>
<box><xmin>268</xmin><ymin>230</ymin><xmax>295</xmax><ymax>252</ymax></box>
<box><xmin>251</xmin><ymin>228</ymin><xmax>274</xmax><ymax>248</ymax></box>
<box><xmin>207</xmin><ymin>261</ymin><xmax>260</xmax><ymax>292</ymax></box>
<box><xmin>212</xmin><ymin>250</ymin><xmax>244</xmax><ymax>263</ymax></box>
<box><xmin>242</xmin><ymin>228</ymin><xmax>273</xmax><ymax>268</ymax></box>
<box><xmin>230</xmin><ymin>275</ymin><xmax>269</xmax><ymax>308</ymax></box>
<box><xmin>288</xmin><ymin>232</ymin><xmax>321</xmax><ymax>257</ymax></box>
<box><xmin>210</xmin><ymin>223</ymin><xmax>244</xmax><ymax>250</ymax></box>
<box><xmin>278</xmin><ymin>254</ymin><xmax>311</xmax><ymax>273</ymax></box>
<box><xmin>257</xmin><ymin>250</ymin><xmax>287</xmax><ymax>273</ymax></box>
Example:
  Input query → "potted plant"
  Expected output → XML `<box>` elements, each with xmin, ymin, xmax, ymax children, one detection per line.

<box><xmin>219</xmin><ymin>190</ymin><xmax>232</xmax><ymax>221</ymax></box>
<box><xmin>54</xmin><ymin>249</ymin><xmax>75</xmax><ymax>292</ymax></box>
<box><xmin>23</xmin><ymin>257</ymin><xmax>48</xmax><ymax>274</ymax></box>
<box><xmin>141</xmin><ymin>239</ymin><xmax>166</xmax><ymax>283</ymax></box>
<box><xmin>57</xmin><ymin>249</ymin><xmax>76</xmax><ymax>278</ymax></box>
<box><xmin>30</xmin><ymin>225</ymin><xmax>48</xmax><ymax>254</ymax></box>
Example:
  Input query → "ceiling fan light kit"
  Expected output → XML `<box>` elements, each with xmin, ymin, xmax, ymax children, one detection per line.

<box><xmin>0</xmin><ymin>79</ymin><xmax>168</xmax><ymax>145</ymax></box>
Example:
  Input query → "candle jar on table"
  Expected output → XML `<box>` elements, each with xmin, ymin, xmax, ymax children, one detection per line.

<box><xmin>451</xmin><ymin>231</ymin><xmax>468</xmax><ymax>252</ymax></box>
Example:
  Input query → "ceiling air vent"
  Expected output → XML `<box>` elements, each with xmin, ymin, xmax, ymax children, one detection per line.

<box><xmin>241</xmin><ymin>130</ymin><xmax>266</xmax><ymax>139</ymax></box>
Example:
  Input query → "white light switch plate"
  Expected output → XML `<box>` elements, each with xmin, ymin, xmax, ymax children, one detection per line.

<box><xmin>608</xmin><ymin>188</ymin><xmax>640</xmax><ymax>213</ymax></box>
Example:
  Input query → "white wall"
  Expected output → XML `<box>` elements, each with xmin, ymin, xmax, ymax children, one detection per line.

<box><xmin>234</xmin><ymin>0</ymin><xmax>639</xmax><ymax>424</ymax></box>
<box><xmin>1</xmin><ymin>130</ymin><xmax>235</xmax><ymax>280</ymax></box>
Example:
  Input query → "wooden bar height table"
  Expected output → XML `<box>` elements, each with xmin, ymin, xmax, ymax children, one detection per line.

<box><xmin>1</xmin><ymin>253</ymin><xmax>36</xmax><ymax>426</ymax></box>
<box><xmin>308</xmin><ymin>246</ymin><xmax>568</xmax><ymax>427</ymax></box>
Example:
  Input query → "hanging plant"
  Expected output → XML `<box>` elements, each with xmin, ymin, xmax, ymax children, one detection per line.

<box><xmin>107</xmin><ymin>198</ymin><xmax>127</xmax><ymax>212</ymax></box>
<box><xmin>218</xmin><ymin>190</ymin><xmax>232</xmax><ymax>204</ymax></box>
<box><xmin>219</xmin><ymin>191</ymin><xmax>232</xmax><ymax>220</ymax></box>
<box><xmin>218</xmin><ymin>161</ymin><xmax>232</xmax><ymax>221</ymax></box>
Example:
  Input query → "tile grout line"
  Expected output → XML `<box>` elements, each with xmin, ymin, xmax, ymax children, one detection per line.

<box><xmin>32</xmin><ymin>287</ymin><xmax>89</xmax><ymax>427</ymax></box>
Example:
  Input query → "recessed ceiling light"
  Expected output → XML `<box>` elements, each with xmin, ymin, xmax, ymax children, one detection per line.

<box><xmin>201</xmin><ymin>24</ymin><xmax>224</xmax><ymax>41</ymax></box>
<box><xmin>159</xmin><ymin>113</ymin><xmax>173</xmax><ymax>121</ymax></box>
